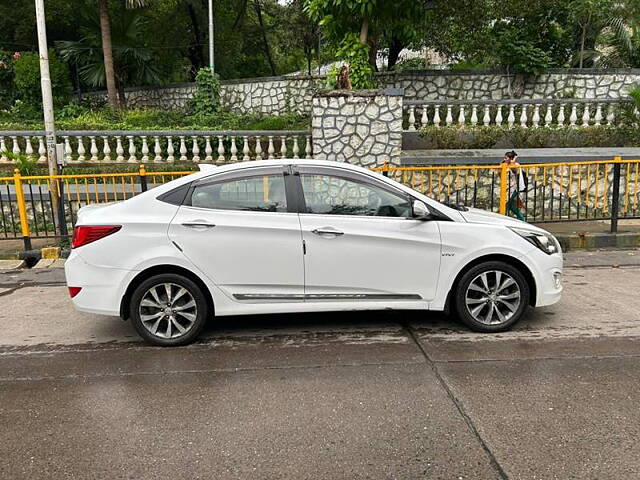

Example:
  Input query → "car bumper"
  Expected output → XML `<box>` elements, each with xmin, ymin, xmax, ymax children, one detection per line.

<box><xmin>64</xmin><ymin>251</ymin><xmax>133</xmax><ymax>317</ymax></box>
<box><xmin>520</xmin><ymin>248</ymin><xmax>563</xmax><ymax>307</ymax></box>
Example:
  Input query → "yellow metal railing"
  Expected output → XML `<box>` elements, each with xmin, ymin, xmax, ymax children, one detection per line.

<box><xmin>0</xmin><ymin>165</ymin><xmax>193</xmax><ymax>247</ymax></box>
<box><xmin>1</xmin><ymin>158</ymin><xmax>639</xmax><ymax>248</ymax></box>
<box><xmin>374</xmin><ymin>157</ymin><xmax>640</xmax><ymax>224</ymax></box>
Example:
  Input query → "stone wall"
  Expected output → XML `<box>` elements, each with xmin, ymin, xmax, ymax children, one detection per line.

<box><xmin>378</xmin><ymin>69</ymin><xmax>640</xmax><ymax>101</ymax></box>
<box><xmin>81</xmin><ymin>83</ymin><xmax>196</xmax><ymax>109</ymax></box>
<box><xmin>221</xmin><ymin>76</ymin><xmax>324</xmax><ymax>115</ymax></box>
<box><xmin>80</xmin><ymin>68</ymin><xmax>640</xmax><ymax>114</ymax></box>
<box><xmin>311</xmin><ymin>90</ymin><xmax>403</xmax><ymax>167</ymax></box>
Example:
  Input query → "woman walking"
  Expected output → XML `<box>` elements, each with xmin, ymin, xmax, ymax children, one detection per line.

<box><xmin>503</xmin><ymin>151</ymin><xmax>527</xmax><ymax>221</ymax></box>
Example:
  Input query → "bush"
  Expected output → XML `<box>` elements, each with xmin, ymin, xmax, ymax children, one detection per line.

<box><xmin>0</xmin><ymin>50</ymin><xmax>18</xmax><ymax>109</ymax></box>
<box><xmin>327</xmin><ymin>33</ymin><xmax>377</xmax><ymax>90</ymax></box>
<box><xmin>13</xmin><ymin>50</ymin><xmax>72</xmax><ymax>108</ymax></box>
<box><xmin>0</xmin><ymin>106</ymin><xmax>310</xmax><ymax>131</ymax></box>
<box><xmin>191</xmin><ymin>67</ymin><xmax>221</xmax><ymax>116</ymax></box>
<box><xmin>419</xmin><ymin>125</ymin><xmax>640</xmax><ymax>149</ymax></box>
<box><xmin>393</xmin><ymin>57</ymin><xmax>427</xmax><ymax>72</ymax></box>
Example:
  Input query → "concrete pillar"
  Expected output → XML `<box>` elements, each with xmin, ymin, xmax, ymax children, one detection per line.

<box><xmin>311</xmin><ymin>89</ymin><xmax>403</xmax><ymax>167</ymax></box>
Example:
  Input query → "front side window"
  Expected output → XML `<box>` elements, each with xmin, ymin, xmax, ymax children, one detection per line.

<box><xmin>300</xmin><ymin>173</ymin><xmax>411</xmax><ymax>217</ymax></box>
<box><xmin>190</xmin><ymin>174</ymin><xmax>287</xmax><ymax>212</ymax></box>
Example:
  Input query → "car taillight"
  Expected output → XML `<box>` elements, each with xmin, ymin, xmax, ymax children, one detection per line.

<box><xmin>68</xmin><ymin>286</ymin><xmax>82</xmax><ymax>298</ymax></box>
<box><xmin>72</xmin><ymin>225</ymin><xmax>121</xmax><ymax>248</ymax></box>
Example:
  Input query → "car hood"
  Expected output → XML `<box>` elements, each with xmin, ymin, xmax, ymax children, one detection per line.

<box><xmin>460</xmin><ymin>207</ymin><xmax>549</xmax><ymax>233</ymax></box>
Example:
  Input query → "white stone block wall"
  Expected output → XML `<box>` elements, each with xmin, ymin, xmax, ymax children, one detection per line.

<box><xmin>79</xmin><ymin>69</ymin><xmax>640</xmax><ymax>115</ymax></box>
<box><xmin>311</xmin><ymin>90</ymin><xmax>403</xmax><ymax>167</ymax></box>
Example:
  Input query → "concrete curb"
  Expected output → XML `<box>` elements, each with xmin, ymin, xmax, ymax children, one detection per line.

<box><xmin>0</xmin><ymin>259</ymin><xmax>26</xmax><ymax>269</ymax></box>
<box><xmin>556</xmin><ymin>232</ymin><xmax>640</xmax><ymax>252</ymax></box>
<box><xmin>33</xmin><ymin>258</ymin><xmax>66</xmax><ymax>269</ymax></box>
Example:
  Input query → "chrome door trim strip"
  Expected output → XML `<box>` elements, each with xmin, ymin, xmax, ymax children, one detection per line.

<box><xmin>233</xmin><ymin>293</ymin><xmax>422</xmax><ymax>301</ymax></box>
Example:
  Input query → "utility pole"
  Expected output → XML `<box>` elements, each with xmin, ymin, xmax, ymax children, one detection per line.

<box><xmin>35</xmin><ymin>0</ymin><xmax>57</xmax><ymax>177</ymax></box>
<box><xmin>35</xmin><ymin>0</ymin><xmax>66</xmax><ymax>239</ymax></box>
<box><xmin>208</xmin><ymin>0</ymin><xmax>215</xmax><ymax>72</ymax></box>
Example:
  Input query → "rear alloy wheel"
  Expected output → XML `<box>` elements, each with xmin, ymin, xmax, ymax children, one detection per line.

<box><xmin>454</xmin><ymin>261</ymin><xmax>529</xmax><ymax>332</ymax></box>
<box><xmin>130</xmin><ymin>273</ymin><xmax>208</xmax><ymax>346</ymax></box>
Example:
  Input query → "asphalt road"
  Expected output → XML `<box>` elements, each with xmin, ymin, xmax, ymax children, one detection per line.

<box><xmin>1</xmin><ymin>249</ymin><xmax>639</xmax><ymax>479</ymax></box>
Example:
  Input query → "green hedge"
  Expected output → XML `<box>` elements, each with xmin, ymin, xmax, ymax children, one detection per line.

<box><xmin>0</xmin><ymin>105</ymin><xmax>310</xmax><ymax>131</ymax></box>
<box><xmin>419</xmin><ymin>125</ymin><xmax>640</xmax><ymax>149</ymax></box>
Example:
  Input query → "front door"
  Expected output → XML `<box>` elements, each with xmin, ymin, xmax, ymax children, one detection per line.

<box><xmin>294</xmin><ymin>166</ymin><xmax>442</xmax><ymax>302</ymax></box>
<box><xmin>168</xmin><ymin>166</ymin><xmax>304</xmax><ymax>301</ymax></box>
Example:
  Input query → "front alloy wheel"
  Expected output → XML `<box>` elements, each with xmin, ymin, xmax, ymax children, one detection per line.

<box><xmin>130</xmin><ymin>274</ymin><xmax>208</xmax><ymax>346</ymax></box>
<box><xmin>455</xmin><ymin>261</ymin><xmax>529</xmax><ymax>332</ymax></box>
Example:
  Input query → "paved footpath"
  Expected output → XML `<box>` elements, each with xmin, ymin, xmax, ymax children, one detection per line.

<box><xmin>1</xmin><ymin>250</ymin><xmax>639</xmax><ymax>479</ymax></box>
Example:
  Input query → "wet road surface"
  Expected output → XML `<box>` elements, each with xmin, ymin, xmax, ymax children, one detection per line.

<box><xmin>1</xmin><ymin>250</ymin><xmax>639</xmax><ymax>479</ymax></box>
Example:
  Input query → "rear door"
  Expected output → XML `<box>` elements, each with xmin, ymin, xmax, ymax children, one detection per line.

<box><xmin>168</xmin><ymin>166</ymin><xmax>304</xmax><ymax>301</ymax></box>
<box><xmin>294</xmin><ymin>165</ymin><xmax>442</xmax><ymax>302</ymax></box>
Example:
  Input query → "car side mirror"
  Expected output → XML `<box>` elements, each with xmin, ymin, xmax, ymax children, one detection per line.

<box><xmin>412</xmin><ymin>200</ymin><xmax>431</xmax><ymax>220</ymax></box>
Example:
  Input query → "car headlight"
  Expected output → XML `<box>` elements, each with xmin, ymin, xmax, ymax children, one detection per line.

<box><xmin>509</xmin><ymin>227</ymin><xmax>560</xmax><ymax>255</ymax></box>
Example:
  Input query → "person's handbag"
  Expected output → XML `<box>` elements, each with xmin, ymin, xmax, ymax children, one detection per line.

<box><xmin>518</xmin><ymin>170</ymin><xmax>529</xmax><ymax>192</ymax></box>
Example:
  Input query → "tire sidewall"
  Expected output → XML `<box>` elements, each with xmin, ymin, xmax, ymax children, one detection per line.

<box><xmin>129</xmin><ymin>273</ymin><xmax>209</xmax><ymax>346</ymax></box>
<box><xmin>454</xmin><ymin>261</ymin><xmax>530</xmax><ymax>333</ymax></box>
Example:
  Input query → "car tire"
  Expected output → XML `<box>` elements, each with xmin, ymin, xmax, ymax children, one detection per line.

<box><xmin>129</xmin><ymin>273</ymin><xmax>209</xmax><ymax>346</ymax></box>
<box><xmin>454</xmin><ymin>261</ymin><xmax>530</xmax><ymax>333</ymax></box>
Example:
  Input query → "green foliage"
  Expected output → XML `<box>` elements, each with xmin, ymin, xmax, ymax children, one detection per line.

<box><xmin>0</xmin><ymin>51</ymin><xmax>17</xmax><ymax>109</ymax></box>
<box><xmin>191</xmin><ymin>68</ymin><xmax>221</xmax><ymax>116</ymax></box>
<box><xmin>628</xmin><ymin>85</ymin><xmax>640</xmax><ymax>108</ymax></box>
<box><xmin>325</xmin><ymin>65</ymin><xmax>339</xmax><ymax>89</ymax></box>
<box><xmin>449</xmin><ymin>59</ymin><xmax>491</xmax><ymax>70</ymax></box>
<box><xmin>393</xmin><ymin>57</ymin><xmax>428</xmax><ymax>71</ymax></box>
<box><xmin>0</xmin><ymin>106</ymin><xmax>310</xmax><ymax>132</ymax></box>
<box><xmin>56</xmin><ymin>7</ymin><xmax>163</xmax><ymax>93</ymax></box>
<box><xmin>13</xmin><ymin>50</ymin><xmax>72</xmax><ymax>107</ymax></box>
<box><xmin>334</xmin><ymin>33</ymin><xmax>376</xmax><ymax>90</ymax></box>
<box><xmin>419</xmin><ymin>125</ymin><xmax>640</xmax><ymax>149</ymax></box>
<box><xmin>494</xmin><ymin>29</ymin><xmax>553</xmax><ymax>76</ymax></box>
<box><xmin>4</xmin><ymin>152</ymin><xmax>38</xmax><ymax>176</ymax></box>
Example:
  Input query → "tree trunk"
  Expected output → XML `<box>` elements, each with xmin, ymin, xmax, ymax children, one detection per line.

<box><xmin>579</xmin><ymin>25</ymin><xmax>586</xmax><ymax>68</ymax></box>
<box><xmin>359</xmin><ymin>16</ymin><xmax>369</xmax><ymax>44</ymax></box>
<box><xmin>117</xmin><ymin>79</ymin><xmax>127</xmax><ymax>108</ymax></box>
<box><xmin>387</xmin><ymin>37</ymin><xmax>404</xmax><ymax>70</ymax></box>
<box><xmin>97</xmin><ymin>0</ymin><xmax>119</xmax><ymax>108</ymax></box>
<box><xmin>253</xmin><ymin>0</ymin><xmax>276</xmax><ymax>75</ymax></box>
<box><xmin>185</xmin><ymin>2</ymin><xmax>205</xmax><ymax>78</ymax></box>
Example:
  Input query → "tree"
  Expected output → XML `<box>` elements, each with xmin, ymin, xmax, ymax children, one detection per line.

<box><xmin>280</xmin><ymin>0</ymin><xmax>321</xmax><ymax>75</ymax></box>
<box><xmin>568</xmin><ymin>0</ymin><xmax>617</xmax><ymax>68</ymax></box>
<box><xmin>304</xmin><ymin>0</ymin><xmax>426</xmax><ymax>70</ymax></box>
<box><xmin>97</xmin><ymin>0</ymin><xmax>118</xmax><ymax>107</ymax></box>
<box><xmin>57</xmin><ymin>8</ymin><xmax>163</xmax><ymax>106</ymax></box>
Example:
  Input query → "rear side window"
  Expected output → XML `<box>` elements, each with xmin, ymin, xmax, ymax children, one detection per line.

<box><xmin>157</xmin><ymin>182</ymin><xmax>192</xmax><ymax>206</ymax></box>
<box><xmin>190</xmin><ymin>174</ymin><xmax>287</xmax><ymax>212</ymax></box>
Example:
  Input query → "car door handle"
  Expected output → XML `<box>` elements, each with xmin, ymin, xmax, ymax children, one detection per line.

<box><xmin>312</xmin><ymin>227</ymin><xmax>344</xmax><ymax>236</ymax></box>
<box><xmin>182</xmin><ymin>221</ymin><xmax>216</xmax><ymax>228</ymax></box>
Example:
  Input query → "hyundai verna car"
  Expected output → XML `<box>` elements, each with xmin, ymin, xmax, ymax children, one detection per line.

<box><xmin>65</xmin><ymin>160</ymin><xmax>563</xmax><ymax>346</ymax></box>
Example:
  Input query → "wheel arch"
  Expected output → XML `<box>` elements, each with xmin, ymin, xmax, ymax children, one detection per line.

<box><xmin>444</xmin><ymin>254</ymin><xmax>537</xmax><ymax>314</ymax></box>
<box><xmin>120</xmin><ymin>264</ymin><xmax>215</xmax><ymax>320</ymax></box>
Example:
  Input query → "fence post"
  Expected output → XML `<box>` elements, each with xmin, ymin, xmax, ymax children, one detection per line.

<box><xmin>139</xmin><ymin>164</ymin><xmax>148</xmax><ymax>192</ymax></box>
<box><xmin>499</xmin><ymin>161</ymin><xmax>509</xmax><ymax>215</ymax></box>
<box><xmin>13</xmin><ymin>169</ymin><xmax>32</xmax><ymax>251</ymax></box>
<box><xmin>381</xmin><ymin>161</ymin><xmax>389</xmax><ymax>177</ymax></box>
<box><xmin>56</xmin><ymin>177</ymin><xmax>68</xmax><ymax>239</ymax></box>
<box><xmin>610</xmin><ymin>156</ymin><xmax>622</xmax><ymax>234</ymax></box>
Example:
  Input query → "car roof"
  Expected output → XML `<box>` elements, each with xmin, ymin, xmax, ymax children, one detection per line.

<box><xmin>196</xmin><ymin>158</ymin><xmax>376</xmax><ymax>176</ymax></box>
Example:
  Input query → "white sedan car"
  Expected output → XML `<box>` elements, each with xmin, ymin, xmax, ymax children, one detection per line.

<box><xmin>65</xmin><ymin>160</ymin><xmax>563</xmax><ymax>346</ymax></box>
